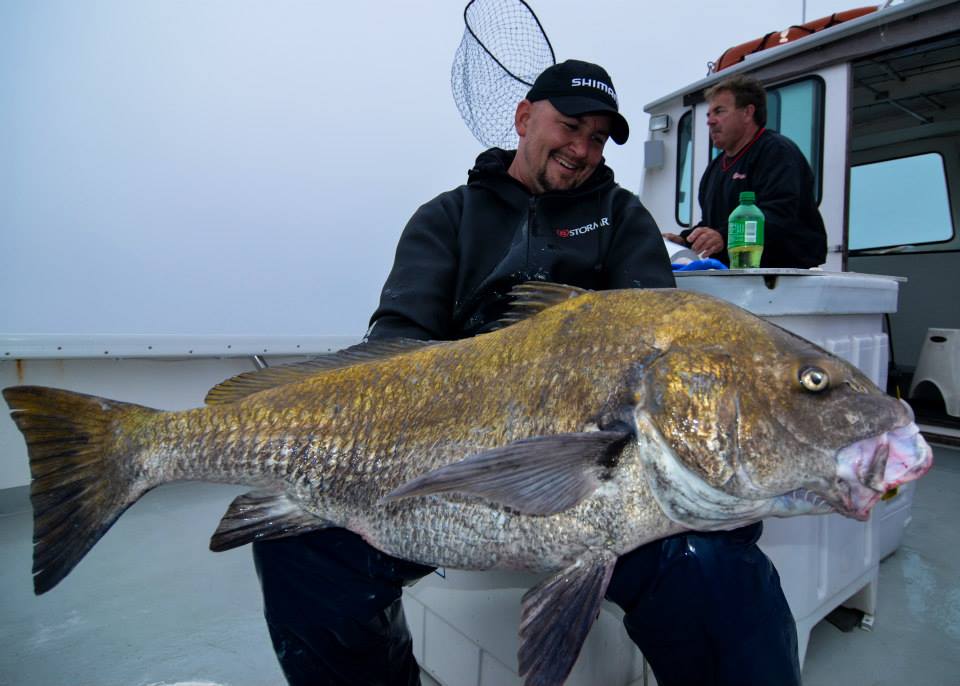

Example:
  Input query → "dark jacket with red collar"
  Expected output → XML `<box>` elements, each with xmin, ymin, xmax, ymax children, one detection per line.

<box><xmin>368</xmin><ymin>147</ymin><xmax>675</xmax><ymax>341</ymax></box>
<box><xmin>686</xmin><ymin>128</ymin><xmax>828</xmax><ymax>268</ymax></box>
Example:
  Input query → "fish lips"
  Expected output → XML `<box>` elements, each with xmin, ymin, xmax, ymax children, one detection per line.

<box><xmin>823</xmin><ymin>420</ymin><xmax>934</xmax><ymax>520</ymax></box>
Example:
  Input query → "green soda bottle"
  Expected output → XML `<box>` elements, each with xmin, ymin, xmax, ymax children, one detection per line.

<box><xmin>727</xmin><ymin>191</ymin><xmax>765</xmax><ymax>269</ymax></box>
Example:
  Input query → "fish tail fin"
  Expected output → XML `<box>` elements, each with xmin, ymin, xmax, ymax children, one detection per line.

<box><xmin>2</xmin><ymin>385</ymin><xmax>160</xmax><ymax>594</ymax></box>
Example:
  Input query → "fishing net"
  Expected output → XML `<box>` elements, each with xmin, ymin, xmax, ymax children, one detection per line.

<box><xmin>452</xmin><ymin>0</ymin><xmax>555</xmax><ymax>149</ymax></box>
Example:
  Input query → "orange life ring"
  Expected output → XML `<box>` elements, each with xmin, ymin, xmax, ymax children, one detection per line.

<box><xmin>711</xmin><ymin>7</ymin><xmax>878</xmax><ymax>72</ymax></box>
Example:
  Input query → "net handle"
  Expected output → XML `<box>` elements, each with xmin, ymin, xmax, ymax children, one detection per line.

<box><xmin>462</xmin><ymin>0</ymin><xmax>556</xmax><ymax>87</ymax></box>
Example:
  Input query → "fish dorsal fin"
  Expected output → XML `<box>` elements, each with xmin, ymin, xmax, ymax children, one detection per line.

<box><xmin>204</xmin><ymin>338</ymin><xmax>433</xmax><ymax>405</ymax></box>
<box><xmin>496</xmin><ymin>281</ymin><xmax>591</xmax><ymax>329</ymax></box>
<box><xmin>209</xmin><ymin>489</ymin><xmax>332</xmax><ymax>551</ymax></box>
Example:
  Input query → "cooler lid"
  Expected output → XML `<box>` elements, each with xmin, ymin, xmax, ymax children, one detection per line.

<box><xmin>674</xmin><ymin>269</ymin><xmax>903</xmax><ymax>315</ymax></box>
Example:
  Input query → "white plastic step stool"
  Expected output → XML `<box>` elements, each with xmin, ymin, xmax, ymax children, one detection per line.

<box><xmin>909</xmin><ymin>328</ymin><xmax>960</xmax><ymax>417</ymax></box>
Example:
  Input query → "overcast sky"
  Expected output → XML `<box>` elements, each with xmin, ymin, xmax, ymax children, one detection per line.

<box><xmin>1</xmin><ymin>0</ymin><xmax>861</xmax><ymax>337</ymax></box>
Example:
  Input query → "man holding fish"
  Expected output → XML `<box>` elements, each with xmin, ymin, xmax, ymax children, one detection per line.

<box><xmin>251</xmin><ymin>59</ymin><xmax>802</xmax><ymax>686</ymax></box>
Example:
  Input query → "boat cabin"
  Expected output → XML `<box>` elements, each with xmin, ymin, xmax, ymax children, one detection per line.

<box><xmin>639</xmin><ymin>0</ymin><xmax>960</xmax><ymax>433</ymax></box>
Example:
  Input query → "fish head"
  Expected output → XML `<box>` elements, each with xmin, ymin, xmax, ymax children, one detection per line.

<box><xmin>634</xmin><ymin>299</ymin><xmax>933</xmax><ymax>527</ymax></box>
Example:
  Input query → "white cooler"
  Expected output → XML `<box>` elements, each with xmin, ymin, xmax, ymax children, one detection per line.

<box><xmin>403</xmin><ymin>269</ymin><xmax>912</xmax><ymax>685</ymax></box>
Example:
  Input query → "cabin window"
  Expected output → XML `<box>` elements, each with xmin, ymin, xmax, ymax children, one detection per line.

<box><xmin>676</xmin><ymin>111</ymin><xmax>694</xmax><ymax>226</ymax></box>
<box><xmin>710</xmin><ymin>77</ymin><xmax>824</xmax><ymax>202</ymax></box>
<box><xmin>768</xmin><ymin>79</ymin><xmax>824</xmax><ymax>200</ymax></box>
<box><xmin>848</xmin><ymin>152</ymin><xmax>955</xmax><ymax>250</ymax></box>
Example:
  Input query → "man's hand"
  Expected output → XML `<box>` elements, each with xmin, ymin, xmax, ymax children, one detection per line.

<box><xmin>685</xmin><ymin>226</ymin><xmax>725</xmax><ymax>258</ymax></box>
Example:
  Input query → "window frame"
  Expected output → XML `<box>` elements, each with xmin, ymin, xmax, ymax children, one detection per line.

<box><xmin>675</xmin><ymin>110</ymin><xmax>694</xmax><ymax>227</ymax></box>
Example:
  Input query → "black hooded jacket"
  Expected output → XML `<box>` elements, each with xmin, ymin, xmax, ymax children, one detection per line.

<box><xmin>368</xmin><ymin>148</ymin><xmax>675</xmax><ymax>341</ymax></box>
<box><xmin>685</xmin><ymin>129</ymin><xmax>828</xmax><ymax>268</ymax></box>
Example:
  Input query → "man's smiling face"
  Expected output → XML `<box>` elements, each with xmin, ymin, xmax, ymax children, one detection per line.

<box><xmin>509</xmin><ymin>99</ymin><xmax>610</xmax><ymax>194</ymax></box>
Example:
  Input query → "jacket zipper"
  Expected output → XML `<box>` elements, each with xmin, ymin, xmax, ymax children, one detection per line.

<box><xmin>526</xmin><ymin>196</ymin><xmax>536</xmax><ymax>268</ymax></box>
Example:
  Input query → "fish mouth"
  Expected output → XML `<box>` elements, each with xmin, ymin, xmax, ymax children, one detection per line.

<box><xmin>823</xmin><ymin>411</ymin><xmax>933</xmax><ymax>520</ymax></box>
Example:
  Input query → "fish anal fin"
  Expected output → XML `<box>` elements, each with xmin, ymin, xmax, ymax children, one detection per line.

<box><xmin>209</xmin><ymin>490</ymin><xmax>331</xmax><ymax>551</ymax></box>
<box><xmin>384</xmin><ymin>430</ymin><xmax>632</xmax><ymax>515</ymax></box>
<box><xmin>204</xmin><ymin>339</ymin><xmax>434</xmax><ymax>405</ymax></box>
<box><xmin>519</xmin><ymin>549</ymin><xmax>619</xmax><ymax>686</ymax></box>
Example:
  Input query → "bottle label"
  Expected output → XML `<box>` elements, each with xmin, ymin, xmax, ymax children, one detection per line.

<box><xmin>728</xmin><ymin>220</ymin><xmax>745</xmax><ymax>248</ymax></box>
<box><xmin>745</xmin><ymin>220</ymin><xmax>757</xmax><ymax>243</ymax></box>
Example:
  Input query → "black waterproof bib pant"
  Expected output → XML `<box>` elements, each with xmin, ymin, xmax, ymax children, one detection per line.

<box><xmin>252</xmin><ymin>529</ymin><xmax>431</xmax><ymax>686</ymax></box>
<box><xmin>253</xmin><ymin>522</ymin><xmax>800</xmax><ymax>686</ymax></box>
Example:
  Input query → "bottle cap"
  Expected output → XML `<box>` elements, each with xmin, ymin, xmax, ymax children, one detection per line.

<box><xmin>739</xmin><ymin>191</ymin><xmax>755</xmax><ymax>203</ymax></box>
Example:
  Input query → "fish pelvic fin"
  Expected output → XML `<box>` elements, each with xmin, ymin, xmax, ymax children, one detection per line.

<box><xmin>383</xmin><ymin>430</ymin><xmax>633</xmax><ymax>515</ymax></box>
<box><xmin>2</xmin><ymin>385</ymin><xmax>160</xmax><ymax>595</ymax></box>
<box><xmin>519</xmin><ymin>549</ymin><xmax>618</xmax><ymax>686</ymax></box>
<box><xmin>204</xmin><ymin>339</ymin><xmax>434</xmax><ymax>405</ymax></box>
<box><xmin>210</xmin><ymin>489</ymin><xmax>332</xmax><ymax>551</ymax></box>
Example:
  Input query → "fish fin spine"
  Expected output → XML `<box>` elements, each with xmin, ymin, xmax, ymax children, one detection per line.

<box><xmin>491</xmin><ymin>282</ymin><xmax>591</xmax><ymax>331</ymax></box>
<box><xmin>204</xmin><ymin>339</ymin><xmax>434</xmax><ymax>405</ymax></box>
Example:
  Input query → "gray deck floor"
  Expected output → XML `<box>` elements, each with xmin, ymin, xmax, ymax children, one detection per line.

<box><xmin>1</xmin><ymin>445</ymin><xmax>957</xmax><ymax>686</ymax></box>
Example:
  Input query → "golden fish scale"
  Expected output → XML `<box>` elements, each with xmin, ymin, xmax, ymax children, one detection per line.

<box><xmin>112</xmin><ymin>290</ymin><xmax>786</xmax><ymax>569</ymax></box>
<box><xmin>142</xmin><ymin>293</ymin><xmax>735</xmax><ymax>483</ymax></box>
<box><xmin>152</xmin><ymin>295</ymin><xmax>625</xmax><ymax>463</ymax></box>
<box><xmin>364</xmin><ymin>440</ymin><xmax>686</xmax><ymax>571</ymax></box>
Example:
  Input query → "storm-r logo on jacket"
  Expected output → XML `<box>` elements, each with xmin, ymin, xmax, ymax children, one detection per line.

<box><xmin>556</xmin><ymin>217</ymin><xmax>610</xmax><ymax>238</ymax></box>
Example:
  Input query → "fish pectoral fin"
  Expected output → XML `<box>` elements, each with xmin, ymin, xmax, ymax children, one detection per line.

<box><xmin>383</xmin><ymin>430</ymin><xmax>632</xmax><ymax>515</ymax></box>
<box><xmin>209</xmin><ymin>490</ymin><xmax>331</xmax><ymax>552</ymax></box>
<box><xmin>519</xmin><ymin>549</ymin><xmax>618</xmax><ymax>686</ymax></box>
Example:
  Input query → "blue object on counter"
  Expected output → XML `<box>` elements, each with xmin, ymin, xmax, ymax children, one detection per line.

<box><xmin>672</xmin><ymin>258</ymin><xmax>728</xmax><ymax>271</ymax></box>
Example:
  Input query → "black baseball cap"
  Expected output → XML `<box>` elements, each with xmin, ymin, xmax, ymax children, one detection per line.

<box><xmin>526</xmin><ymin>59</ymin><xmax>630</xmax><ymax>144</ymax></box>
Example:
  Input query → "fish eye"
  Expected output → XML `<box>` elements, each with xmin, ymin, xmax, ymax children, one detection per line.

<box><xmin>799</xmin><ymin>366</ymin><xmax>830</xmax><ymax>392</ymax></box>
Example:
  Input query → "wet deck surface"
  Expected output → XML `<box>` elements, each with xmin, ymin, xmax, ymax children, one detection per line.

<box><xmin>1</xmin><ymin>446</ymin><xmax>957</xmax><ymax>686</ymax></box>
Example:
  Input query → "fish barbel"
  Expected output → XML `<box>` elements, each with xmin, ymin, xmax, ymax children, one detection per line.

<box><xmin>3</xmin><ymin>283</ymin><xmax>933</xmax><ymax>686</ymax></box>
